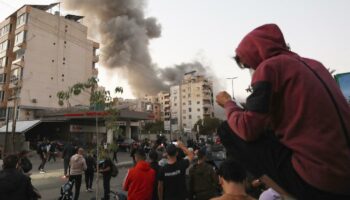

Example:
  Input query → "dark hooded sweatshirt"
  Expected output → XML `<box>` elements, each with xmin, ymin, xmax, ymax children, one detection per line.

<box><xmin>0</xmin><ymin>169</ymin><xmax>36</xmax><ymax>200</ymax></box>
<box><xmin>123</xmin><ymin>160</ymin><xmax>156</xmax><ymax>200</ymax></box>
<box><xmin>225</xmin><ymin>24</ymin><xmax>350</xmax><ymax>195</ymax></box>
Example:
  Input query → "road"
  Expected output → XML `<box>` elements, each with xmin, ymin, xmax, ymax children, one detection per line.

<box><xmin>29</xmin><ymin>152</ymin><xmax>132</xmax><ymax>200</ymax></box>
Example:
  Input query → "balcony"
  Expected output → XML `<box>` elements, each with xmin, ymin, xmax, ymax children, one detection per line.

<box><xmin>93</xmin><ymin>54</ymin><xmax>99</xmax><ymax>63</ymax></box>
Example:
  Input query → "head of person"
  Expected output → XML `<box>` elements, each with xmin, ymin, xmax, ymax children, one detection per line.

<box><xmin>135</xmin><ymin>148</ymin><xmax>146</xmax><ymax>163</ymax></box>
<box><xmin>218</xmin><ymin>160</ymin><xmax>247</xmax><ymax>187</ymax></box>
<box><xmin>234</xmin><ymin>24</ymin><xmax>289</xmax><ymax>74</ymax></box>
<box><xmin>197</xmin><ymin>148</ymin><xmax>207</xmax><ymax>162</ymax></box>
<box><xmin>19</xmin><ymin>150</ymin><xmax>29</xmax><ymax>158</ymax></box>
<box><xmin>77</xmin><ymin>148</ymin><xmax>84</xmax><ymax>155</ymax></box>
<box><xmin>2</xmin><ymin>154</ymin><xmax>19</xmax><ymax>169</ymax></box>
<box><xmin>149</xmin><ymin>150</ymin><xmax>158</xmax><ymax>162</ymax></box>
<box><xmin>166</xmin><ymin>144</ymin><xmax>178</xmax><ymax>159</ymax></box>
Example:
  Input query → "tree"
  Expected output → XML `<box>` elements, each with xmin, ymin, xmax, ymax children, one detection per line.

<box><xmin>143</xmin><ymin>121</ymin><xmax>164</xmax><ymax>134</ymax></box>
<box><xmin>57</xmin><ymin>77</ymin><xmax>122</xmax><ymax>199</ymax></box>
<box><xmin>193</xmin><ymin>117</ymin><xmax>222</xmax><ymax>135</ymax></box>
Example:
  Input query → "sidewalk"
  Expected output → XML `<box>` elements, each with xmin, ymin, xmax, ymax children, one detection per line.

<box><xmin>31</xmin><ymin>161</ymin><xmax>133</xmax><ymax>180</ymax></box>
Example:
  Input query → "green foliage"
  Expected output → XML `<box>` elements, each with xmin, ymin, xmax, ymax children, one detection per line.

<box><xmin>193</xmin><ymin>117</ymin><xmax>222</xmax><ymax>135</ymax></box>
<box><xmin>143</xmin><ymin>121</ymin><xmax>164</xmax><ymax>134</ymax></box>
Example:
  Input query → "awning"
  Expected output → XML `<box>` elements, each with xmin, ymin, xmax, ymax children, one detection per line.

<box><xmin>0</xmin><ymin>120</ymin><xmax>41</xmax><ymax>134</ymax></box>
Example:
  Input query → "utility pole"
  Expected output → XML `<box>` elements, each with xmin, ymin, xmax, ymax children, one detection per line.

<box><xmin>226</xmin><ymin>77</ymin><xmax>238</xmax><ymax>97</ymax></box>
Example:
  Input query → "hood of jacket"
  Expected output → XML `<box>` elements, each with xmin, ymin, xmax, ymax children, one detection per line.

<box><xmin>135</xmin><ymin>160</ymin><xmax>152</xmax><ymax>172</ymax></box>
<box><xmin>235</xmin><ymin>24</ymin><xmax>289</xmax><ymax>70</ymax></box>
<box><xmin>72</xmin><ymin>154</ymin><xmax>84</xmax><ymax>161</ymax></box>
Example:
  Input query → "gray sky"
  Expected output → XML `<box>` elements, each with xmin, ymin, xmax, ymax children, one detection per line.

<box><xmin>1</xmin><ymin>0</ymin><xmax>350</xmax><ymax>100</ymax></box>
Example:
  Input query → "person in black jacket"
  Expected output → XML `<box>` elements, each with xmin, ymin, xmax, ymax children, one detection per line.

<box><xmin>18</xmin><ymin>150</ymin><xmax>33</xmax><ymax>176</ymax></box>
<box><xmin>0</xmin><ymin>154</ymin><xmax>39</xmax><ymax>200</ymax></box>
<box><xmin>84</xmin><ymin>150</ymin><xmax>96</xmax><ymax>192</ymax></box>
<box><xmin>149</xmin><ymin>150</ymin><xmax>159</xmax><ymax>200</ymax></box>
<box><xmin>62</xmin><ymin>141</ymin><xmax>76</xmax><ymax>177</ymax></box>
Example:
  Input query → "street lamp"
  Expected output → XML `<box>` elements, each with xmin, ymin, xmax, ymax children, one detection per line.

<box><xmin>226</xmin><ymin>77</ymin><xmax>238</xmax><ymax>98</ymax></box>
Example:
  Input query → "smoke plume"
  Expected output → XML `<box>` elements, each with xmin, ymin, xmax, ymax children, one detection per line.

<box><xmin>63</xmin><ymin>0</ymin><xmax>211</xmax><ymax>97</ymax></box>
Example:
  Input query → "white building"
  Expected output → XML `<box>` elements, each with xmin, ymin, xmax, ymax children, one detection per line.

<box><xmin>170</xmin><ymin>72</ymin><xmax>215</xmax><ymax>132</ymax></box>
<box><xmin>0</xmin><ymin>4</ymin><xmax>99</xmax><ymax>121</ymax></box>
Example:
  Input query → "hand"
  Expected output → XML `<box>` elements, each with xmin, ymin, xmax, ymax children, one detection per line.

<box><xmin>177</xmin><ymin>141</ymin><xmax>185</xmax><ymax>148</ymax></box>
<box><xmin>216</xmin><ymin>91</ymin><xmax>232</xmax><ymax>107</ymax></box>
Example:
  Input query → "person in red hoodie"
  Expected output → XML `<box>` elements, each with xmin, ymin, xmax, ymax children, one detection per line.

<box><xmin>123</xmin><ymin>148</ymin><xmax>156</xmax><ymax>200</ymax></box>
<box><xmin>216</xmin><ymin>24</ymin><xmax>350</xmax><ymax>200</ymax></box>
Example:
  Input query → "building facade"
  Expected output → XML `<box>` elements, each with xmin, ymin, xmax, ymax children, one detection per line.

<box><xmin>170</xmin><ymin>72</ymin><xmax>215</xmax><ymax>132</ymax></box>
<box><xmin>0</xmin><ymin>4</ymin><xmax>98</xmax><ymax>121</ymax></box>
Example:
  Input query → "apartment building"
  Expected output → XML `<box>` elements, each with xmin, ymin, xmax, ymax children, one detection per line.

<box><xmin>0</xmin><ymin>4</ymin><xmax>99</xmax><ymax>121</ymax></box>
<box><xmin>170</xmin><ymin>72</ymin><xmax>215</xmax><ymax>131</ymax></box>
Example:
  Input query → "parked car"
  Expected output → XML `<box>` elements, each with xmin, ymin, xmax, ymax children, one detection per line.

<box><xmin>117</xmin><ymin>138</ymin><xmax>135</xmax><ymax>152</ymax></box>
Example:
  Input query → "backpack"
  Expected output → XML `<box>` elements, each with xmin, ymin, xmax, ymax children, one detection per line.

<box><xmin>111</xmin><ymin>162</ymin><xmax>119</xmax><ymax>177</ymax></box>
<box><xmin>20</xmin><ymin>157</ymin><xmax>33</xmax><ymax>173</ymax></box>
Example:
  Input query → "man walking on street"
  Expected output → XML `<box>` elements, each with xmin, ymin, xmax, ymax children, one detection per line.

<box><xmin>158</xmin><ymin>141</ymin><xmax>194</xmax><ymax>200</ymax></box>
<box><xmin>216</xmin><ymin>24</ymin><xmax>350</xmax><ymax>199</ymax></box>
<box><xmin>99</xmin><ymin>152</ymin><xmax>113</xmax><ymax>200</ymax></box>
<box><xmin>84</xmin><ymin>150</ymin><xmax>96</xmax><ymax>192</ymax></box>
<box><xmin>63</xmin><ymin>141</ymin><xmax>76</xmax><ymax>177</ymax></box>
<box><xmin>37</xmin><ymin>141</ymin><xmax>47</xmax><ymax>173</ymax></box>
<box><xmin>123</xmin><ymin>149</ymin><xmax>155</xmax><ymax>200</ymax></box>
<box><xmin>69</xmin><ymin>148</ymin><xmax>87</xmax><ymax>200</ymax></box>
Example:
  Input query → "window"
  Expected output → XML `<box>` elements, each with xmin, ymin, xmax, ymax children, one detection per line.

<box><xmin>174</xmin><ymin>103</ymin><xmax>177</xmax><ymax>106</ymax></box>
<box><xmin>0</xmin><ymin>24</ymin><xmax>11</xmax><ymax>37</ymax></box>
<box><xmin>0</xmin><ymin>91</ymin><xmax>4</xmax><ymax>102</ymax></box>
<box><xmin>0</xmin><ymin>57</ymin><xmax>6</xmax><ymax>68</ymax></box>
<box><xmin>189</xmin><ymin>108</ymin><xmax>192</xmax><ymax>112</ymax></box>
<box><xmin>10</xmin><ymin>68</ymin><xmax>22</xmax><ymax>82</ymax></box>
<box><xmin>183</xmin><ymin>123</ymin><xmax>187</xmax><ymax>127</ymax></box>
<box><xmin>197</xmin><ymin>115</ymin><xmax>201</xmax><ymax>119</ymax></box>
<box><xmin>0</xmin><ymin>73</ymin><xmax>6</xmax><ymax>83</ymax></box>
<box><xmin>183</xmin><ymin>95</ymin><xmax>186</xmax><ymax>99</ymax></box>
<box><xmin>188</xmin><ymin>94</ymin><xmax>191</xmax><ymax>97</ymax></box>
<box><xmin>197</xmin><ymin>101</ymin><xmax>200</xmax><ymax>104</ymax></box>
<box><xmin>14</xmin><ymin>31</ymin><xmax>26</xmax><ymax>45</ymax></box>
<box><xmin>0</xmin><ymin>40</ymin><xmax>8</xmax><ymax>52</ymax></box>
<box><xmin>188</xmin><ymin>101</ymin><xmax>191</xmax><ymax>105</ymax></box>
<box><xmin>183</xmin><ymin>102</ymin><xmax>186</xmax><ymax>105</ymax></box>
<box><xmin>14</xmin><ymin>49</ymin><xmax>25</xmax><ymax>60</ymax></box>
<box><xmin>16</xmin><ymin>13</ymin><xmax>27</xmax><ymax>28</ymax></box>
<box><xmin>188</xmin><ymin>115</ymin><xmax>192</xmax><ymax>119</ymax></box>
<box><xmin>183</xmin><ymin>116</ymin><xmax>186</xmax><ymax>119</ymax></box>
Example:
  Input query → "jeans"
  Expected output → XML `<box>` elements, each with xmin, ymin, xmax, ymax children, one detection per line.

<box><xmin>103</xmin><ymin>174</ymin><xmax>111</xmax><ymax>200</ymax></box>
<box><xmin>218</xmin><ymin>121</ymin><xmax>350</xmax><ymax>200</ymax></box>
<box><xmin>85</xmin><ymin>171</ymin><xmax>94</xmax><ymax>189</ymax></box>
<box><xmin>38</xmin><ymin>155</ymin><xmax>46</xmax><ymax>170</ymax></box>
<box><xmin>64</xmin><ymin>158</ymin><xmax>70</xmax><ymax>175</ymax></box>
<box><xmin>69</xmin><ymin>174</ymin><xmax>82</xmax><ymax>200</ymax></box>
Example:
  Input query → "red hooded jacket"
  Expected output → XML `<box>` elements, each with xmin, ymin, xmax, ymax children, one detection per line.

<box><xmin>123</xmin><ymin>160</ymin><xmax>156</xmax><ymax>200</ymax></box>
<box><xmin>225</xmin><ymin>24</ymin><xmax>350</xmax><ymax>194</ymax></box>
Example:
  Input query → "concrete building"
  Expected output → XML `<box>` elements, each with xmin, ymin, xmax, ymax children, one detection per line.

<box><xmin>0</xmin><ymin>4</ymin><xmax>99</xmax><ymax>121</ymax></box>
<box><xmin>170</xmin><ymin>72</ymin><xmax>215</xmax><ymax>132</ymax></box>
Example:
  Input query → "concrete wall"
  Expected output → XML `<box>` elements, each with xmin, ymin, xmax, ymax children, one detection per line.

<box><xmin>2</xmin><ymin>7</ymin><xmax>98</xmax><ymax>121</ymax></box>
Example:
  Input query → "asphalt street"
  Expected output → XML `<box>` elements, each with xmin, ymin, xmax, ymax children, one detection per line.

<box><xmin>29</xmin><ymin>151</ymin><xmax>132</xmax><ymax>200</ymax></box>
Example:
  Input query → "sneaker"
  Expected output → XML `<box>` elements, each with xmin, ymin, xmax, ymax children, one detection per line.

<box><xmin>86</xmin><ymin>189</ymin><xmax>89</xmax><ymax>192</ymax></box>
<box><xmin>88</xmin><ymin>188</ymin><xmax>94</xmax><ymax>192</ymax></box>
<box><xmin>39</xmin><ymin>170</ymin><xmax>46</xmax><ymax>174</ymax></box>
